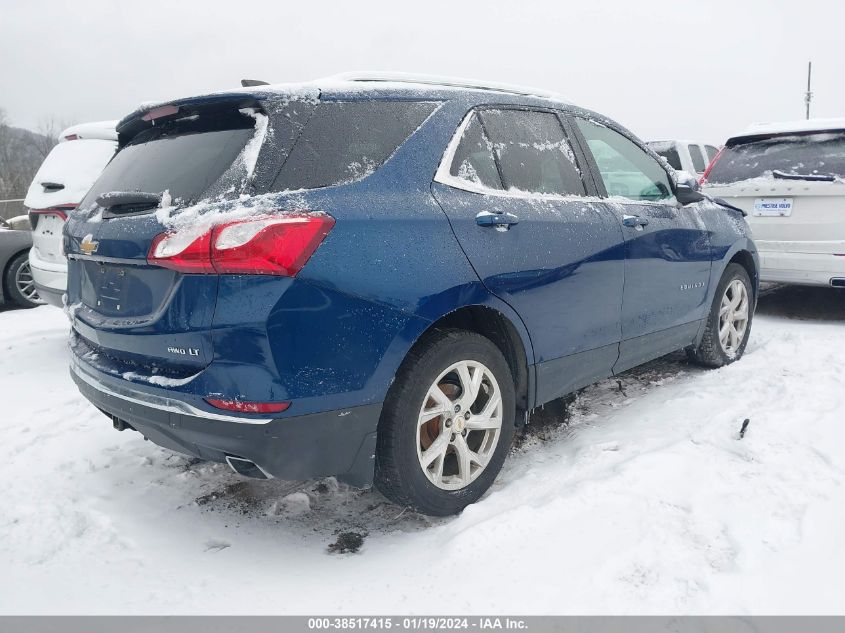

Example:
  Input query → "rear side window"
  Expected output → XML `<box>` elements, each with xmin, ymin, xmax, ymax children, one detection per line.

<box><xmin>480</xmin><ymin>109</ymin><xmax>585</xmax><ymax>196</ymax></box>
<box><xmin>707</xmin><ymin>132</ymin><xmax>845</xmax><ymax>184</ymax></box>
<box><xmin>272</xmin><ymin>101</ymin><xmax>438</xmax><ymax>191</ymax></box>
<box><xmin>689</xmin><ymin>144</ymin><xmax>707</xmax><ymax>172</ymax></box>
<box><xmin>705</xmin><ymin>145</ymin><xmax>719</xmax><ymax>161</ymax></box>
<box><xmin>655</xmin><ymin>146</ymin><xmax>682</xmax><ymax>170</ymax></box>
<box><xmin>449</xmin><ymin>114</ymin><xmax>503</xmax><ymax>190</ymax></box>
<box><xmin>576</xmin><ymin>118</ymin><xmax>673</xmax><ymax>202</ymax></box>
<box><xmin>83</xmin><ymin>111</ymin><xmax>256</xmax><ymax>207</ymax></box>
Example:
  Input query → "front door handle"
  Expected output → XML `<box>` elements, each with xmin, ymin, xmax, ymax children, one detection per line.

<box><xmin>476</xmin><ymin>210</ymin><xmax>519</xmax><ymax>228</ymax></box>
<box><xmin>622</xmin><ymin>214</ymin><xmax>649</xmax><ymax>228</ymax></box>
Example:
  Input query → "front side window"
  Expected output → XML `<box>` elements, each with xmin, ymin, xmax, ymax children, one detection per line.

<box><xmin>480</xmin><ymin>109</ymin><xmax>586</xmax><ymax>196</ymax></box>
<box><xmin>575</xmin><ymin>118</ymin><xmax>673</xmax><ymax>202</ymax></box>
<box><xmin>689</xmin><ymin>144</ymin><xmax>707</xmax><ymax>172</ymax></box>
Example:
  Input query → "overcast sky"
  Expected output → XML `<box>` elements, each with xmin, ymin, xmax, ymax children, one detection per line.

<box><xmin>2</xmin><ymin>0</ymin><xmax>843</xmax><ymax>143</ymax></box>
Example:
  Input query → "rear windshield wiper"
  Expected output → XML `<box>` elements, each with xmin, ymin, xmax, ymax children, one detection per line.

<box><xmin>96</xmin><ymin>191</ymin><xmax>162</xmax><ymax>213</ymax></box>
<box><xmin>772</xmin><ymin>169</ymin><xmax>836</xmax><ymax>182</ymax></box>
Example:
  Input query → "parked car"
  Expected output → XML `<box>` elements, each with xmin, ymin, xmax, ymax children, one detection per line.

<box><xmin>648</xmin><ymin>140</ymin><xmax>720</xmax><ymax>179</ymax></box>
<box><xmin>0</xmin><ymin>216</ymin><xmax>40</xmax><ymax>308</ymax></box>
<box><xmin>65</xmin><ymin>75</ymin><xmax>758</xmax><ymax>516</ymax></box>
<box><xmin>702</xmin><ymin>118</ymin><xmax>845</xmax><ymax>288</ymax></box>
<box><xmin>25</xmin><ymin>120</ymin><xmax>117</xmax><ymax>307</ymax></box>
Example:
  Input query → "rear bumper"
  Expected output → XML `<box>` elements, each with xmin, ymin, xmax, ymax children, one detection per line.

<box><xmin>29</xmin><ymin>249</ymin><xmax>67</xmax><ymax>305</ymax></box>
<box><xmin>70</xmin><ymin>357</ymin><xmax>381</xmax><ymax>487</ymax></box>
<box><xmin>759</xmin><ymin>250</ymin><xmax>845</xmax><ymax>286</ymax></box>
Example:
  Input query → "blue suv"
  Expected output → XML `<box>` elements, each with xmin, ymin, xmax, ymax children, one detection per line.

<box><xmin>65</xmin><ymin>75</ymin><xmax>758</xmax><ymax>516</ymax></box>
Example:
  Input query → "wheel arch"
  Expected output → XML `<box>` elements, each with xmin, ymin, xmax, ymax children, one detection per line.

<box><xmin>398</xmin><ymin>303</ymin><xmax>535</xmax><ymax>417</ymax></box>
<box><xmin>728</xmin><ymin>248</ymin><xmax>759</xmax><ymax>297</ymax></box>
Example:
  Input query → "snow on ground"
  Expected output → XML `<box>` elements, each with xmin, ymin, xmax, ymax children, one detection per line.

<box><xmin>1</xmin><ymin>286</ymin><xmax>844</xmax><ymax>615</ymax></box>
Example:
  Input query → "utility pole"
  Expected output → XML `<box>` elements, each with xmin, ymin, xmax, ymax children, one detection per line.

<box><xmin>805</xmin><ymin>61</ymin><xmax>813</xmax><ymax>120</ymax></box>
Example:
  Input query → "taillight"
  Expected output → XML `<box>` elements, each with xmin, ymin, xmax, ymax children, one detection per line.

<box><xmin>205</xmin><ymin>398</ymin><xmax>290</xmax><ymax>414</ymax></box>
<box><xmin>28</xmin><ymin>205</ymin><xmax>76</xmax><ymax>229</ymax></box>
<box><xmin>147</xmin><ymin>213</ymin><xmax>334</xmax><ymax>276</ymax></box>
<box><xmin>700</xmin><ymin>147</ymin><xmax>725</xmax><ymax>184</ymax></box>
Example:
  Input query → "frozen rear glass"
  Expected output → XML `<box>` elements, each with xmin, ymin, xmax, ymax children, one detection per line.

<box><xmin>272</xmin><ymin>101</ymin><xmax>438</xmax><ymax>191</ymax></box>
<box><xmin>707</xmin><ymin>132</ymin><xmax>845</xmax><ymax>183</ymax></box>
<box><xmin>82</xmin><ymin>111</ymin><xmax>256</xmax><ymax>207</ymax></box>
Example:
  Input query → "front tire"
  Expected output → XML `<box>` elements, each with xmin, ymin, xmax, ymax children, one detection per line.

<box><xmin>687</xmin><ymin>263</ymin><xmax>754</xmax><ymax>367</ymax></box>
<box><xmin>4</xmin><ymin>253</ymin><xmax>44</xmax><ymax>309</ymax></box>
<box><xmin>374</xmin><ymin>329</ymin><xmax>516</xmax><ymax>516</ymax></box>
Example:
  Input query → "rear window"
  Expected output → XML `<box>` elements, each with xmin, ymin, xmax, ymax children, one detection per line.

<box><xmin>82</xmin><ymin>110</ymin><xmax>257</xmax><ymax>207</ymax></box>
<box><xmin>272</xmin><ymin>101</ymin><xmax>438</xmax><ymax>191</ymax></box>
<box><xmin>707</xmin><ymin>132</ymin><xmax>845</xmax><ymax>184</ymax></box>
<box><xmin>689</xmin><ymin>144</ymin><xmax>707</xmax><ymax>172</ymax></box>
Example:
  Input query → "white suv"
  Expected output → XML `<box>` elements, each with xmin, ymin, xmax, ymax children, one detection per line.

<box><xmin>648</xmin><ymin>140</ymin><xmax>719</xmax><ymax>179</ymax></box>
<box><xmin>25</xmin><ymin>120</ymin><xmax>117</xmax><ymax>306</ymax></box>
<box><xmin>702</xmin><ymin>119</ymin><xmax>845</xmax><ymax>288</ymax></box>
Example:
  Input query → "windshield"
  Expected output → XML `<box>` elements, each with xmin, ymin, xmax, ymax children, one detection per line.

<box><xmin>708</xmin><ymin>131</ymin><xmax>845</xmax><ymax>184</ymax></box>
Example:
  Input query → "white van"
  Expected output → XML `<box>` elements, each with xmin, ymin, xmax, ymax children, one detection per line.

<box><xmin>25</xmin><ymin>121</ymin><xmax>117</xmax><ymax>306</ymax></box>
<box><xmin>702</xmin><ymin>118</ymin><xmax>845</xmax><ymax>287</ymax></box>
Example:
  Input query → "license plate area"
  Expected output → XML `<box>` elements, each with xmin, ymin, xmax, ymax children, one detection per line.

<box><xmin>753</xmin><ymin>198</ymin><xmax>793</xmax><ymax>217</ymax></box>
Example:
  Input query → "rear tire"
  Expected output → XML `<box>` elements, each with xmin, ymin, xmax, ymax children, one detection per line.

<box><xmin>4</xmin><ymin>253</ymin><xmax>43</xmax><ymax>309</ymax></box>
<box><xmin>374</xmin><ymin>329</ymin><xmax>516</xmax><ymax>516</ymax></box>
<box><xmin>687</xmin><ymin>263</ymin><xmax>753</xmax><ymax>367</ymax></box>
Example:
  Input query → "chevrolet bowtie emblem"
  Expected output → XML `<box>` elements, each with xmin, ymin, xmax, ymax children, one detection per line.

<box><xmin>80</xmin><ymin>234</ymin><xmax>99</xmax><ymax>256</ymax></box>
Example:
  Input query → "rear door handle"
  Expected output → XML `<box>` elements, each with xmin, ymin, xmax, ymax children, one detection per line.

<box><xmin>622</xmin><ymin>214</ymin><xmax>649</xmax><ymax>228</ymax></box>
<box><xmin>476</xmin><ymin>210</ymin><xmax>519</xmax><ymax>228</ymax></box>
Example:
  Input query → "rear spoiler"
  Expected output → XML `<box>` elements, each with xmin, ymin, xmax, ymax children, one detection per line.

<box><xmin>115</xmin><ymin>92</ymin><xmax>269</xmax><ymax>145</ymax></box>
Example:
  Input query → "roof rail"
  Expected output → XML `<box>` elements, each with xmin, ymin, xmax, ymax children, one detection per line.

<box><xmin>331</xmin><ymin>71</ymin><xmax>567</xmax><ymax>102</ymax></box>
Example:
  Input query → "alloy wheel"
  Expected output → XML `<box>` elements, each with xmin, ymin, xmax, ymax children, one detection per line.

<box><xmin>15</xmin><ymin>261</ymin><xmax>44</xmax><ymax>305</ymax></box>
<box><xmin>416</xmin><ymin>360</ymin><xmax>503</xmax><ymax>491</ymax></box>
<box><xmin>718</xmin><ymin>279</ymin><xmax>749</xmax><ymax>358</ymax></box>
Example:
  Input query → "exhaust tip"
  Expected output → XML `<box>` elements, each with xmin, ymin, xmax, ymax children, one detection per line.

<box><xmin>225</xmin><ymin>455</ymin><xmax>273</xmax><ymax>480</ymax></box>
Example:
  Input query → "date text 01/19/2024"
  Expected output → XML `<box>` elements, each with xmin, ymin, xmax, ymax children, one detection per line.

<box><xmin>307</xmin><ymin>617</ymin><xmax>528</xmax><ymax>630</ymax></box>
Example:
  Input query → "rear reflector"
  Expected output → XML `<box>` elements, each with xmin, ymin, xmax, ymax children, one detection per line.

<box><xmin>205</xmin><ymin>398</ymin><xmax>291</xmax><ymax>414</ymax></box>
<box><xmin>148</xmin><ymin>213</ymin><xmax>334</xmax><ymax>276</ymax></box>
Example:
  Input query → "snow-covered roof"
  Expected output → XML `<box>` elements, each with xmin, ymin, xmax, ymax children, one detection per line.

<box><xmin>329</xmin><ymin>71</ymin><xmax>569</xmax><ymax>102</ymax></box>
<box><xmin>731</xmin><ymin>118</ymin><xmax>845</xmax><ymax>140</ymax></box>
<box><xmin>59</xmin><ymin>120</ymin><xmax>118</xmax><ymax>142</ymax></box>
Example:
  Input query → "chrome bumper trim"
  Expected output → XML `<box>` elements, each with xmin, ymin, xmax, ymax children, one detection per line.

<box><xmin>70</xmin><ymin>357</ymin><xmax>275</xmax><ymax>425</ymax></box>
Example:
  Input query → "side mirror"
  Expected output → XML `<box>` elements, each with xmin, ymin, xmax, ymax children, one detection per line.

<box><xmin>674</xmin><ymin>170</ymin><xmax>705</xmax><ymax>205</ymax></box>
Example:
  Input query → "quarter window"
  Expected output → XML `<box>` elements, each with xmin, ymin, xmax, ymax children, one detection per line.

<box><xmin>480</xmin><ymin>109</ymin><xmax>586</xmax><ymax>196</ymax></box>
<box><xmin>575</xmin><ymin>118</ymin><xmax>673</xmax><ymax>202</ymax></box>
